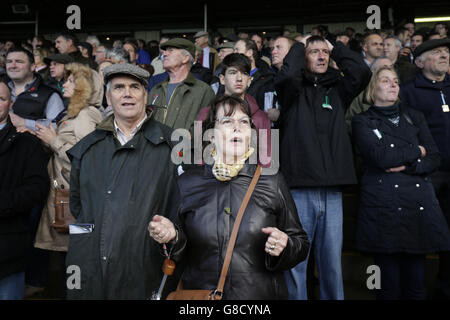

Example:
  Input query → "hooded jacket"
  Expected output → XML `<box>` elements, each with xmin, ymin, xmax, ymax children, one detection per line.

<box><xmin>274</xmin><ymin>41</ymin><xmax>371</xmax><ymax>188</ymax></box>
<box><xmin>34</xmin><ymin>69</ymin><xmax>103</xmax><ymax>252</ymax></box>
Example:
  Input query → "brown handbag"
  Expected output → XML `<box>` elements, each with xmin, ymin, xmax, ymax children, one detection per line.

<box><xmin>166</xmin><ymin>165</ymin><xmax>262</xmax><ymax>300</ymax></box>
<box><xmin>51</xmin><ymin>188</ymin><xmax>76</xmax><ymax>233</ymax></box>
<box><xmin>50</xmin><ymin>160</ymin><xmax>76</xmax><ymax>233</ymax></box>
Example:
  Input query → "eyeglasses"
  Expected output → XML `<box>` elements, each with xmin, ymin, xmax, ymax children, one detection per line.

<box><xmin>215</xmin><ymin>116</ymin><xmax>252</xmax><ymax>128</ymax></box>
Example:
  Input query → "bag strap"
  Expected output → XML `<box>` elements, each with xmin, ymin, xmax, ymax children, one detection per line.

<box><xmin>215</xmin><ymin>165</ymin><xmax>262</xmax><ymax>296</ymax></box>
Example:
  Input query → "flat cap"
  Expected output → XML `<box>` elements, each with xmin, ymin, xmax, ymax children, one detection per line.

<box><xmin>287</xmin><ymin>32</ymin><xmax>303</xmax><ymax>41</ymax></box>
<box><xmin>414</xmin><ymin>38</ymin><xmax>450</xmax><ymax>61</ymax></box>
<box><xmin>44</xmin><ymin>54</ymin><xmax>74</xmax><ymax>65</ymax></box>
<box><xmin>102</xmin><ymin>63</ymin><xmax>150</xmax><ymax>87</ymax></box>
<box><xmin>193</xmin><ymin>31</ymin><xmax>209</xmax><ymax>39</ymax></box>
<box><xmin>217</xmin><ymin>41</ymin><xmax>235</xmax><ymax>50</ymax></box>
<box><xmin>160</xmin><ymin>38</ymin><xmax>196</xmax><ymax>59</ymax></box>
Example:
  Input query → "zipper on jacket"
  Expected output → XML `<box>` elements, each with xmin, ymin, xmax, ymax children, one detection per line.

<box><xmin>163</xmin><ymin>85</ymin><xmax>180</xmax><ymax>124</ymax></box>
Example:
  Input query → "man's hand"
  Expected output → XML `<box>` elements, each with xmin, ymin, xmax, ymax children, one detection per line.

<box><xmin>267</xmin><ymin>108</ymin><xmax>280</xmax><ymax>122</ymax></box>
<box><xmin>148</xmin><ymin>215</ymin><xmax>177</xmax><ymax>244</ymax></box>
<box><xmin>400</xmin><ymin>47</ymin><xmax>411</xmax><ymax>57</ymax></box>
<box><xmin>9</xmin><ymin>112</ymin><xmax>26</xmax><ymax>128</ymax></box>
<box><xmin>325</xmin><ymin>39</ymin><xmax>334</xmax><ymax>52</ymax></box>
<box><xmin>300</xmin><ymin>35</ymin><xmax>311</xmax><ymax>46</ymax></box>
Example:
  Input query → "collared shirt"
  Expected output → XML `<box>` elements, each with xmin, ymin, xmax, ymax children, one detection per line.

<box><xmin>0</xmin><ymin>122</ymin><xmax>6</xmax><ymax>131</ymax></box>
<box><xmin>113</xmin><ymin>114</ymin><xmax>147</xmax><ymax>146</ymax></box>
<box><xmin>202</xmin><ymin>46</ymin><xmax>211</xmax><ymax>69</ymax></box>
<box><xmin>8</xmin><ymin>77</ymin><xmax>65</xmax><ymax>131</ymax></box>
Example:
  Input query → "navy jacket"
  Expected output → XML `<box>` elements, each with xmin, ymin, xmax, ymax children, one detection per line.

<box><xmin>352</xmin><ymin>106</ymin><xmax>450</xmax><ymax>253</ymax></box>
<box><xmin>400</xmin><ymin>73</ymin><xmax>450</xmax><ymax>170</ymax></box>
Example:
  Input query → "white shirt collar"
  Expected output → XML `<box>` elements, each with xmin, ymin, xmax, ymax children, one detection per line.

<box><xmin>113</xmin><ymin>114</ymin><xmax>147</xmax><ymax>146</ymax></box>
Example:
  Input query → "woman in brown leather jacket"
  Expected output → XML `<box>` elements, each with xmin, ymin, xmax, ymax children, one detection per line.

<box><xmin>148</xmin><ymin>95</ymin><xmax>309</xmax><ymax>299</ymax></box>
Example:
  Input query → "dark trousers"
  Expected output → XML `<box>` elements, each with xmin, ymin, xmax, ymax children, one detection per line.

<box><xmin>373</xmin><ymin>253</ymin><xmax>426</xmax><ymax>300</ymax></box>
<box><xmin>25</xmin><ymin>203</ymin><xmax>49</xmax><ymax>288</ymax></box>
<box><xmin>431</xmin><ymin>170</ymin><xmax>450</xmax><ymax>299</ymax></box>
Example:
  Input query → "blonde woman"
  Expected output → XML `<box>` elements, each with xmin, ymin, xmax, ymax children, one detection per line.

<box><xmin>34</xmin><ymin>63</ymin><xmax>103</xmax><ymax>254</ymax></box>
<box><xmin>352</xmin><ymin>66</ymin><xmax>450</xmax><ymax>299</ymax></box>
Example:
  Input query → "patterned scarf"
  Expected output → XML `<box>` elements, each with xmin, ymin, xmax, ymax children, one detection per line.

<box><xmin>211</xmin><ymin>147</ymin><xmax>255</xmax><ymax>181</ymax></box>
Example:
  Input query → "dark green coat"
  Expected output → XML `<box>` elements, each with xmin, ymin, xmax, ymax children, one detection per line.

<box><xmin>66</xmin><ymin>111</ymin><xmax>179</xmax><ymax>299</ymax></box>
<box><xmin>148</xmin><ymin>72</ymin><xmax>215</xmax><ymax>131</ymax></box>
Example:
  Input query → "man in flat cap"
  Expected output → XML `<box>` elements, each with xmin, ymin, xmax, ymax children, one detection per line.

<box><xmin>194</xmin><ymin>31</ymin><xmax>221</xmax><ymax>72</ymax></box>
<box><xmin>45</xmin><ymin>54</ymin><xmax>74</xmax><ymax>108</ymax></box>
<box><xmin>65</xmin><ymin>63</ymin><xmax>180</xmax><ymax>299</ymax></box>
<box><xmin>149</xmin><ymin>38</ymin><xmax>215</xmax><ymax>131</ymax></box>
<box><xmin>210</xmin><ymin>41</ymin><xmax>236</xmax><ymax>94</ymax></box>
<box><xmin>400</xmin><ymin>38</ymin><xmax>450</xmax><ymax>299</ymax></box>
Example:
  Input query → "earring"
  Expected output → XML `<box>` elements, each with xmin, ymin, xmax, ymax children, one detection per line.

<box><xmin>210</xmin><ymin>146</ymin><xmax>216</xmax><ymax>157</ymax></box>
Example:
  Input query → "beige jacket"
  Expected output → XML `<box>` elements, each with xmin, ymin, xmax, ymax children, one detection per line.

<box><xmin>151</xmin><ymin>55</ymin><xmax>165</xmax><ymax>76</ymax></box>
<box><xmin>34</xmin><ymin>70</ymin><xmax>103</xmax><ymax>252</ymax></box>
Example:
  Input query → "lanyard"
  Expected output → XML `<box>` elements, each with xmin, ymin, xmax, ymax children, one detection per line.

<box><xmin>440</xmin><ymin>91</ymin><xmax>447</xmax><ymax>105</ymax></box>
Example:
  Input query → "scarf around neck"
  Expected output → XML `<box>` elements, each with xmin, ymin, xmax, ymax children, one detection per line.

<box><xmin>211</xmin><ymin>147</ymin><xmax>255</xmax><ymax>182</ymax></box>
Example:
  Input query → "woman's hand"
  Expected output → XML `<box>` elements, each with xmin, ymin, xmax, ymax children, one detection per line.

<box><xmin>35</xmin><ymin>123</ymin><xmax>57</xmax><ymax>144</ymax></box>
<box><xmin>385</xmin><ymin>165</ymin><xmax>406</xmax><ymax>173</ymax></box>
<box><xmin>262</xmin><ymin>227</ymin><xmax>288</xmax><ymax>257</ymax></box>
<box><xmin>148</xmin><ymin>215</ymin><xmax>177</xmax><ymax>244</ymax></box>
<box><xmin>16</xmin><ymin>126</ymin><xmax>35</xmax><ymax>135</ymax></box>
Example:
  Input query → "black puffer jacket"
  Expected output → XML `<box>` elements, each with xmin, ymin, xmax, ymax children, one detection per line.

<box><xmin>171</xmin><ymin>164</ymin><xmax>309</xmax><ymax>300</ymax></box>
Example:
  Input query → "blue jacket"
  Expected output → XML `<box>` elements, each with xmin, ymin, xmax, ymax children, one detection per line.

<box><xmin>136</xmin><ymin>48</ymin><xmax>151</xmax><ymax>65</ymax></box>
<box><xmin>400</xmin><ymin>73</ymin><xmax>450</xmax><ymax>170</ymax></box>
<box><xmin>352</xmin><ymin>105</ymin><xmax>450</xmax><ymax>254</ymax></box>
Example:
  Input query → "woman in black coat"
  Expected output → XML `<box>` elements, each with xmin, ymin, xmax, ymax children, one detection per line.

<box><xmin>352</xmin><ymin>66</ymin><xmax>450</xmax><ymax>300</ymax></box>
<box><xmin>148</xmin><ymin>95</ymin><xmax>309</xmax><ymax>300</ymax></box>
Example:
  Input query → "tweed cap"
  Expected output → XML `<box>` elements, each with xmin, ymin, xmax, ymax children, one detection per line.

<box><xmin>193</xmin><ymin>31</ymin><xmax>209</xmax><ymax>39</ymax></box>
<box><xmin>160</xmin><ymin>38</ymin><xmax>196</xmax><ymax>58</ymax></box>
<box><xmin>413</xmin><ymin>38</ymin><xmax>450</xmax><ymax>61</ymax></box>
<box><xmin>217</xmin><ymin>41</ymin><xmax>236</xmax><ymax>50</ymax></box>
<box><xmin>102</xmin><ymin>63</ymin><xmax>150</xmax><ymax>87</ymax></box>
<box><xmin>44</xmin><ymin>54</ymin><xmax>74</xmax><ymax>65</ymax></box>
<box><xmin>287</xmin><ymin>32</ymin><xmax>303</xmax><ymax>40</ymax></box>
